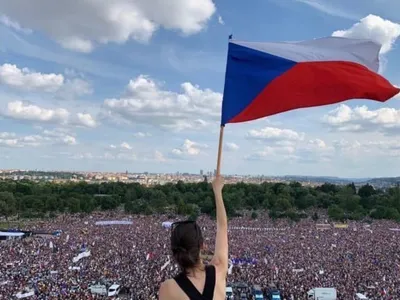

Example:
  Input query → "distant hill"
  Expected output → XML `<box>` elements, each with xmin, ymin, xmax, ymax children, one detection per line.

<box><xmin>275</xmin><ymin>175</ymin><xmax>400</xmax><ymax>188</ymax></box>
<box><xmin>279</xmin><ymin>175</ymin><xmax>371</xmax><ymax>184</ymax></box>
<box><xmin>367</xmin><ymin>177</ymin><xmax>400</xmax><ymax>185</ymax></box>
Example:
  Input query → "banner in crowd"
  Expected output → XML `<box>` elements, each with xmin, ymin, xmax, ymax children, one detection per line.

<box><xmin>316</xmin><ymin>224</ymin><xmax>331</xmax><ymax>230</ymax></box>
<box><xmin>231</xmin><ymin>257</ymin><xmax>257</xmax><ymax>265</ymax></box>
<box><xmin>72</xmin><ymin>250</ymin><xmax>91</xmax><ymax>263</ymax></box>
<box><xmin>95</xmin><ymin>220</ymin><xmax>133</xmax><ymax>226</ymax></box>
<box><xmin>229</xmin><ymin>227</ymin><xmax>287</xmax><ymax>231</ymax></box>
<box><xmin>334</xmin><ymin>224</ymin><xmax>349</xmax><ymax>229</ymax></box>
<box><xmin>293</xmin><ymin>268</ymin><xmax>304</xmax><ymax>273</ymax></box>
<box><xmin>162</xmin><ymin>221</ymin><xmax>173</xmax><ymax>228</ymax></box>
<box><xmin>15</xmin><ymin>290</ymin><xmax>34</xmax><ymax>299</ymax></box>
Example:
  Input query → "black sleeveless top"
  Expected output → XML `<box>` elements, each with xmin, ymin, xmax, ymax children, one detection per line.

<box><xmin>174</xmin><ymin>265</ymin><xmax>216</xmax><ymax>300</ymax></box>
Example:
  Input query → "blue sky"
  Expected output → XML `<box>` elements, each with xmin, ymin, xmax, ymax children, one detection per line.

<box><xmin>0</xmin><ymin>0</ymin><xmax>399</xmax><ymax>177</ymax></box>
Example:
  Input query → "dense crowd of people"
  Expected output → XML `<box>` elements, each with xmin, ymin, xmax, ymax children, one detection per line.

<box><xmin>1</xmin><ymin>212</ymin><xmax>400</xmax><ymax>299</ymax></box>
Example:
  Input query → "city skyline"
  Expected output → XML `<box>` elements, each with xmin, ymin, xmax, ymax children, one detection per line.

<box><xmin>0</xmin><ymin>0</ymin><xmax>400</xmax><ymax>178</ymax></box>
<box><xmin>1</xmin><ymin>168</ymin><xmax>398</xmax><ymax>181</ymax></box>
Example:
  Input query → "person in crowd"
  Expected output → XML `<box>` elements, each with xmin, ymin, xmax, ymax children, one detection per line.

<box><xmin>159</xmin><ymin>175</ymin><xmax>228</xmax><ymax>300</ymax></box>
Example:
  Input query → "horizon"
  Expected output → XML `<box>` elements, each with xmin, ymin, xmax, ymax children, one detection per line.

<box><xmin>2</xmin><ymin>168</ymin><xmax>398</xmax><ymax>181</ymax></box>
<box><xmin>1</xmin><ymin>0</ymin><xmax>400</xmax><ymax>178</ymax></box>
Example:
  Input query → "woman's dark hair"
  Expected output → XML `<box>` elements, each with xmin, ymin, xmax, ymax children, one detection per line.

<box><xmin>171</xmin><ymin>221</ymin><xmax>204</xmax><ymax>271</ymax></box>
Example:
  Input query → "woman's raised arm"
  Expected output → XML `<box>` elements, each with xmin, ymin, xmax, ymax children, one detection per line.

<box><xmin>210</xmin><ymin>175</ymin><xmax>228</xmax><ymax>272</ymax></box>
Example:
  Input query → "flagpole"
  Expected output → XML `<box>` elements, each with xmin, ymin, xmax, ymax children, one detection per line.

<box><xmin>216</xmin><ymin>125</ymin><xmax>225</xmax><ymax>176</ymax></box>
<box><xmin>215</xmin><ymin>34</ymin><xmax>231</xmax><ymax>177</ymax></box>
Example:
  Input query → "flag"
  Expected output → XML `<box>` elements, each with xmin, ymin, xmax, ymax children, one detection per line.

<box><xmin>160</xmin><ymin>260</ymin><xmax>170</xmax><ymax>271</ymax></box>
<box><xmin>221</xmin><ymin>37</ymin><xmax>399</xmax><ymax>125</ymax></box>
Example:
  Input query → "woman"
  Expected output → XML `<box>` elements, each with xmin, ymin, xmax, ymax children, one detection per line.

<box><xmin>159</xmin><ymin>175</ymin><xmax>228</xmax><ymax>300</ymax></box>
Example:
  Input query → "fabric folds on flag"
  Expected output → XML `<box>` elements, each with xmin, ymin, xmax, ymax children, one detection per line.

<box><xmin>221</xmin><ymin>37</ymin><xmax>400</xmax><ymax>125</ymax></box>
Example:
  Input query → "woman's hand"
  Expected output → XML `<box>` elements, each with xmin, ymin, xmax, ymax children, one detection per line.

<box><xmin>212</xmin><ymin>175</ymin><xmax>224</xmax><ymax>193</ymax></box>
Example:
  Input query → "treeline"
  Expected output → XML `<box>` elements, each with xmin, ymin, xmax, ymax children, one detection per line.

<box><xmin>0</xmin><ymin>180</ymin><xmax>400</xmax><ymax>222</ymax></box>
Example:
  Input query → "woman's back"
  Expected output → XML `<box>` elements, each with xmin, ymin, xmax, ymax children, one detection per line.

<box><xmin>159</xmin><ymin>176</ymin><xmax>228</xmax><ymax>300</ymax></box>
<box><xmin>160</xmin><ymin>264</ymin><xmax>226</xmax><ymax>300</ymax></box>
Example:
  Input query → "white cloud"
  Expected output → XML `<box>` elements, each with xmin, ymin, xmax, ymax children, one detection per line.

<box><xmin>61</xmin><ymin>135</ymin><xmax>77</xmax><ymax>145</ymax></box>
<box><xmin>76</xmin><ymin>113</ymin><xmax>97</xmax><ymax>128</ymax></box>
<box><xmin>171</xmin><ymin>139</ymin><xmax>208</xmax><ymax>157</ymax></box>
<box><xmin>0</xmin><ymin>64</ymin><xmax>92</xmax><ymax>96</ymax></box>
<box><xmin>162</xmin><ymin>119</ymin><xmax>209</xmax><ymax>131</ymax></box>
<box><xmin>323</xmin><ymin>104</ymin><xmax>400</xmax><ymax>134</ymax></box>
<box><xmin>61</xmin><ymin>78</ymin><xmax>93</xmax><ymax>98</ymax></box>
<box><xmin>247</xmin><ymin>127</ymin><xmax>305</xmax><ymax>141</ymax></box>
<box><xmin>120</xmin><ymin>142</ymin><xmax>132</xmax><ymax>150</ymax></box>
<box><xmin>154</xmin><ymin>150</ymin><xmax>167</xmax><ymax>162</ymax></box>
<box><xmin>0</xmin><ymin>132</ymin><xmax>16</xmax><ymax>139</ymax></box>
<box><xmin>133</xmin><ymin>132</ymin><xmax>151</xmax><ymax>138</ymax></box>
<box><xmin>330</xmin><ymin>138</ymin><xmax>400</xmax><ymax>159</ymax></box>
<box><xmin>245</xmin><ymin>145</ymin><xmax>296</xmax><ymax>161</ymax></box>
<box><xmin>0</xmin><ymin>63</ymin><xmax>64</xmax><ymax>92</ymax></box>
<box><xmin>109</xmin><ymin>142</ymin><xmax>133</xmax><ymax>153</ymax></box>
<box><xmin>70</xmin><ymin>152</ymin><xmax>94</xmax><ymax>160</ymax></box>
<box><xmin>0</xmin><ymin>130</ymin><xmax>77</xmax><ymax>147</ymax></box>
<box><xmin>72</xmin><ymin>151</ymin><xmax>137</xmax><ymax>161</ymax></box>
<box><xmin>225</xmin><ymin>142</ymin><xmax>239</xmax><ymax>151</ymax></box>
<box><xmin>245</xmin><ymin>136</ymin><xmax>333</xmax><ymax>163</ymax></box>
<box><xmin>295</xmin><ymin>0</ymin><xmax>359</xmax><ymax>20</ymax></box>
<box><xmin>0</xmin><ymin>14</ymin><xmax>32</xmax><ymax>34</ymax></box>
<box><xmin>0</xmin><ymin>0</ymin><xmax>216</xmax><ymax>52</ymax></box>
<box><xmin>332</xmin><ymin>15</ymin><xmax>400</xmax><ymax>54</ymax></box>
<box><xmin>20</xmin><ymin>135</ymin><xmax>45</xmax><ymax>147</ymax></box>
<box><xmin>5</xmin><ymin>101</ymin><xmax>69</xmax><ymax>123</ymax></box>
<box><xmin>218</xmin><ymin>15</ymin><xmax>225</xmax><ymax>25</ymax></box>
<box><xmin>59</xmin><ymin>37</ymin><xmax>94</xmax><ymax>54</ymax></box>
<box><xmin>103</xmin><ymin>75</ymin><xmax>221</xmax><ymax>130</ymax></box>
<box><xmin>2</xmin><ymin>101</ymin><xmax>97</xmax><ymax>128</ymax></box>
<box><xmin>244</xmin><ymin>126</ymin><xmax>329</xmax><ymax>162</ymax></box>
<box><xmin>0</xmin><ymin>137</ymin><xmax>19</xmax><ymax>147</ymax></box>
<box><xmin>43</xmin><ymin>128</ymin><xmax>71</xmax><ymax>138</ymax></box>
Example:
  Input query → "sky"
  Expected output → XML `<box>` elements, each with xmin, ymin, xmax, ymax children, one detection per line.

<box><xmin>0</xmin><ymin>0</ymin><xmax>399</xmax><ymax>178</ymax></box>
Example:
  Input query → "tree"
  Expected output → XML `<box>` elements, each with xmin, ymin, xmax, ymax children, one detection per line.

<box><xmin>80</xmin><ymin>196</ymin><xmax>95</xmax><ymax>213</ymax></box>
<box><xmin>338</xmin><ymin>187</ymin><xmax>361</xmax><ymax>212</ymax></box>
<box><xmin>67</xmin><ymin>197</ymin><xmax>81</xmax><ymax>213</ymax></box>
<box><xmin>275</xmin><ymin>196</ymin><xmax>292</xmax><ymax>211</ymax></box>
<box><xmin>358</xmin><ymin>184</ymin><xmax>376</xmax><ymax>199</ymax></box>
<box><xmin>251</xmin><ymin>211</ymin><xmax>258</xmax><ymax>219</ymax></box>
<box><xmin>317</xmin><ymin>183</ymin><xmax>339</xmax><ymax>194</ymax></box>
<box><xmin>124</xmin><ymin>188</ymin><xmax>137</xmax><ymax>203</ymax></box>
<box><xmin>0</xmin><ymin>192</ymin><xmax>16</xmax><ymax>219</ymax></box>
<box><xmin>294</xmin><ymin>194</ymin><xmax>315</xmax><ymax>210</ymax></box>
<box><xmin>328</xmin><ymin>205</ymin><xmax>345</xmax><ymax>221</ymax></box>
<box><xmin>1</xmin><ymin>177</ymin><xmax>399</xmax><ymax>222</ymax></box>
<box><xmin>269</xmin><ymin>209</ymin><xmax>278</xmax><ymax>219</ymax></box>
<box><xmin>346</xmin><ymin>182</ymin><xmax>356</xmax><ymax>195</ymax></box>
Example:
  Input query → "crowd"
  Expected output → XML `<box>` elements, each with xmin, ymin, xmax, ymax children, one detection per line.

<box><xmin>1</xmin><ymin>212</ymin><xmax>400</xmax><ymax>299</ymax></box>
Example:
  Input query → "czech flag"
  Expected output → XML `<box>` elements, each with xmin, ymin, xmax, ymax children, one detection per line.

<box><xmin>221</xmin><ymin>37</ymin><xmax>399</xmax><ymax>125</ymax></box>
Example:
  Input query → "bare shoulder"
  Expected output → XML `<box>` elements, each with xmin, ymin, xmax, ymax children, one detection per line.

<box><xmin>159</xmin><ymin>279</ymin><xmax>188</xmax><ymax>300</ymax></box>
<box><xmin>159</xmin><ymin>279</ymin><xmax>175</xmax><ymax>299</ymax></box>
